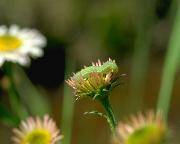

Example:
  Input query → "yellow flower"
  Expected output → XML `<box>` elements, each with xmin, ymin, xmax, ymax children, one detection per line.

<box><xmin>0</xmin><ymin>24</ymin><xmax>46</xmax><ymax>66</ymax></box>
<box><xmin>114</xmin><ymin>111</ymin><xmax>168</xmax><ymax>144</ymax></box>
<box><xmin>66</xmin><ymin>59</ymin><xmax>118</xmax><ymax>100</ymax></box>
<box><xmin>12</xmin><ymin>115</ymin><xmax>63</xmax><ymax>144</ymax></box>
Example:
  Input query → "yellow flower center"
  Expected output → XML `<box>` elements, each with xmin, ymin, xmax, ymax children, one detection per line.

<box><xmin>126</xmin><ymin>124</ymin><xmax>165</xmax><ymax>144</ymax></box>
<box><xmin>22</xmin><ymin>129</ymin><xmax>51</xmax><ymax>144</ymax></box>
<box><xmin>0</xmin><ymin>35</ymin><xmax>22</xmax><ymax>51</ymax></box>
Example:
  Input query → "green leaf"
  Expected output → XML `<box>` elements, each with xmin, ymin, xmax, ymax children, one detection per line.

<box><xmin>84</xmin><ymin>110</ymin><xmax>108</xmax><ymax>119</ymax></box>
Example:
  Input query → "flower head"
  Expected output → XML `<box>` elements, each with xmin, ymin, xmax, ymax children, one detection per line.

<box><xmin>12</xmin><ymin>115</ymin><xmax>63</xmax><ymax>144</ymax></box>
<box><xmin>114</xmin><ymin>111</ymin><xmax>168</xmax><ymax>144</ymax></box>
<box><xmin>66</xmin><ymin>58</ymin><xmax>118</xmax><ymax>100</ymax></box>
<box><xmin>0</xmin><ymin>24</ymin><xmax>46</xmax><ymax>67</ymax></box>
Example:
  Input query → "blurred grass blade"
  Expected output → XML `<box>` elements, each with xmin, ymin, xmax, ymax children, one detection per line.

<box><xmin>0</xmin><ymin>104</ymin><xmax>19</xmax><ymax>126</ymax></box>
<box><xmin>7</xmin><ymin>81</ymin><xmax>28</xmax><ymax>120</ymax></box>
<box><xmin>61</xmin><ymin>51</ymin><xmax>75</xmax><ymax>144</ymax></box>
<box><xmin>157</xmin><ymin>1</ymin><xmax>180</xmax><ymax>120</ymax></box>
<box><xmin>12</xmin><ymin>64</ymin><xmax>50</xmax><ymax>116</ymax></box>
<box><xmin>128</xmin><ymin>0</ymin><xmax>156</xmax><ymax>112</ymax></box>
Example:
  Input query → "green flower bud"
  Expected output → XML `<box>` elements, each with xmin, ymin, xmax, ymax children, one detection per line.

<box><xmin>66</xmin><ymin>59</ymin><xmax>118</xmax><ymax>100</ymax></box>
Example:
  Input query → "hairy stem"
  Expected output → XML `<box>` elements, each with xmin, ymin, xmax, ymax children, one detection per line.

<box><xmin>100</xmin><ymin>96</ymin><xmax>117</xmax><ymax>134</ymax></box>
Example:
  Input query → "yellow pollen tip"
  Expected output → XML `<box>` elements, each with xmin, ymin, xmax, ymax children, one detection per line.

<box><xmin>22</xmin><ymin>129</ymin><xmax>51</xmax><ymax>144</ymax></box>
<box><xmin>0</xmin><ymin>35</ymin><xmax>22</xmax><ymax>51</ymax></box>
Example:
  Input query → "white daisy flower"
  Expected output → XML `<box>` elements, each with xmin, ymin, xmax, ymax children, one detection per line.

<box><xmin>0</xmin><ymin>24</ymin><xmax>46</xmax><ymax>67</ymax></box>
<box><xmin>12</xmin><ymin>115</ymin><xmax>63</xmax><ymax>144</ymax></box>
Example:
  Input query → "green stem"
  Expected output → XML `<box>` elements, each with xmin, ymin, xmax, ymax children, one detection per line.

<box><xmin>61</xmin><ymin>50</ymin><xmax>75</xmax><ymax>144</ymax></box>
<box><xmin>157</xmin><ymin>1</ymin><xmax>180</xmax><ymax>121</ymax></box>
<box><xmin>100</xmin><ymin>96</ymin><xmax>117</xmax><ymax>134</ymax></box>
<box><xmin>3</xmin><ymin>63</ymin><xmax>28</xmax><ymax>120</ymax></box>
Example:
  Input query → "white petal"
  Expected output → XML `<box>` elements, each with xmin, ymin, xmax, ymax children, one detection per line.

<box><xmin>0</xmin><ymin>25</ymin><xmax>7</xmax><ymax>35</ymax></box>
<box><xmin>17</xmin><ymin>56</ymin><xmax>30</xmax><ymax>66</ymax></box>
<box><xmin>29</xmin><ymin>47</ymin><xmax>44</xmax><ymax>57</ymax></box>
<box><xmin>3</xmin><ymin>53</ymin><xmax>19</xmax><ymax>61</ymax></box>
<box><xmin>0</xmin><ymin>56</ymin><xmax>5</xmax><ymax>67</ymax></box>
<box><xmin>9</xmin><ymin>24</ymin><xmax>20</xmax><ymax>35</ymax></box>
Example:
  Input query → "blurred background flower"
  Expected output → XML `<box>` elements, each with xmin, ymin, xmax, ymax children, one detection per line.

<box><xmin>12</xmin><ymin>115</ymin><xmax>63</xmax><ymax>144</ymax></box>
<box><xmin>0</xmin><ymin>25</ymin><xmax>46</xmax><ymax>66</ymax></box>
<box><xmin>113</xmin><ymin>111</ymin><xmax>168</xmax><ymax>144</ymax></box>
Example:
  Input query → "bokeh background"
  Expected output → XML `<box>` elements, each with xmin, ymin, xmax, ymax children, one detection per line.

<box><xmin>0</xmin><ymin>0</ymin><xmax>180</xmax><ymax>143</ymax></box>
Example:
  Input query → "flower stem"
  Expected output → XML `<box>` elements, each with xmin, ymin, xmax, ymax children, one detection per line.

<box><xmin>100</xmin><ymin>96</ymin><xmax>117</xmax><ymax>134</ymax></box>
